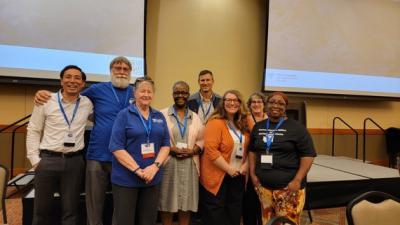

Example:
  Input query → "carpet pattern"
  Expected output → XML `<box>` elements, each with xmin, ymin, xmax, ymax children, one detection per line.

<box><xmin>1</xmin><ymin>197</ymin><xmax>347</xmax><ymax>225</ymax></box>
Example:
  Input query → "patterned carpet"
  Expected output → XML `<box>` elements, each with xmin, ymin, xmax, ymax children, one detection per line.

<box><xmin>2</xmin><ymin>198</ymin><xmax>22</xmax><ymax>225</ymax></box>
<box><xmin>1</xmin><ymin>195</ymin><xmax>347</xmax><ymax>225</ymax></box>
<box><xmin>302</xmin><ymin>208</ymin><xmax>347</xmax><ymax>225</ymax></box>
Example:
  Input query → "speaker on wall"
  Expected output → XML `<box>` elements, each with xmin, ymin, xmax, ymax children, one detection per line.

<box><xmin>285</xmin><ymin>101</ymin><xmax>307</xmax><ymax>127</ymax></box>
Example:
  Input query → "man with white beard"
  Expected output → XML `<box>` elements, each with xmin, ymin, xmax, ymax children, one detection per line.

<box><xmin>34</xmin><ymin>56</ymin><xmax>134</xmax><ymax>225</ymax></box>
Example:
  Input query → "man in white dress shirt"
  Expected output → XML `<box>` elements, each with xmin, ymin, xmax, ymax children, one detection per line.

<box><xmin>26</xmin><ymin>65</ymin><xmax>93</xmax><ymax>225</ymax></box>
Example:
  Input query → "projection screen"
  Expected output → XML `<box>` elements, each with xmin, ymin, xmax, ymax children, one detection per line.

<box><xmin>0</xmin><ymin>0</ymin><xmax>145</xmax><ymax>83</ymax></box>
<box><xmin>263</xmin><ymin>0</ymin><xmax>400</xmax><ymax>98</ymax></box>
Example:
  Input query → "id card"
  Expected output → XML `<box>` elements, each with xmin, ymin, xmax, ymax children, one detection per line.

<box><xmin>176</xmin><ymin>142</ymin><xmax>188</xmax><ymax>149</ymax></box>
<box><xmin>141</xmin><ymin>143</ymin><xmax>155</xmax><ymax>158</ymax></box>
<box><xmin>260</xmin><ymin>153</ymin><xmax>273</xmax><ymax>170</ymax></box>
<box><xmin>235</xmin><ymin>142</ymin><xmax>243</xmax><ymax>158</ymax></box>
<box><xmin>63</xmin><ymin>131</ymin><xmax>76</xmax><ymax>147</ymax></box>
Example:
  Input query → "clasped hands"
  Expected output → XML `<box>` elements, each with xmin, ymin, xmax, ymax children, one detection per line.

<box><xmin>228</xmin><ymin>163</ymin><xmax>248</xmax><ymax>178</ymax></box>
<box><xmin>170</xmin><ymin>146</ymin><xmax>195</xmax><ymax>159</ymax></box>
<box><xmin>134</xmin><ymin>164</ymin><xmax>159</xmax><ymax>184</ymax></box>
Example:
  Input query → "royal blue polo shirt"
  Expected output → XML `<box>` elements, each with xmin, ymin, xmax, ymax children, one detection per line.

<box><xmin>109</xmin><ymin>105</ymin><xmax>170</xmax><ymax>187</ymax></box>
<box><xmin>82</xmin><ymin>82</ymin><xmax>134</xmax><ymax>162</ymax></box>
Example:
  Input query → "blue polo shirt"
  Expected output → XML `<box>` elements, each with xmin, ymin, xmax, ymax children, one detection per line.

<box><xmin>82</xmin><ymin>82</ymin><xmax>134</xmax><ymax>162</ymax></box>
<box><xmin>109</xmin><ymin>105</ymin><xmax>170</xmax><ymax>187</ymax></box>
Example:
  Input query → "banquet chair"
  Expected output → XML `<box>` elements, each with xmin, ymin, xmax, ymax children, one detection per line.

<box><xmin>346</xmin><ymin>191</ymin><xmax>400</xmax><ymax>225</ymax></box>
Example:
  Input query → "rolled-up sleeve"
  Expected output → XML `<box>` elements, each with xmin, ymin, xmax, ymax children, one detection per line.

<box><xmin>204</xmin><ymin>119</ymin><xmax>223</xmax><ymax>161</ymax></box>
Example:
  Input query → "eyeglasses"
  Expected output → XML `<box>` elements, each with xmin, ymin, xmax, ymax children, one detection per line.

<box><xmin>173</xmin><ymin>91</ymin><xmax>189</xmax><ymax>96</ymax></box>
<box><xmin>112</xmin><ymin>66</ymin><xmax>131</xmax><ymax>72</ymax></box>
<box><xmin>224</xmin><ymin>98</ymin><xmax>240</xmax><ymax>104</ymax></box>
<box><xmin>267</xmin><ymin>101</ymin><xmax>286</xmax><ymax>107</ymax></box>
<box><xmin>251</xmin><ymin>100</ymin><xmax>264</xmax><ymax>104</ymax></box>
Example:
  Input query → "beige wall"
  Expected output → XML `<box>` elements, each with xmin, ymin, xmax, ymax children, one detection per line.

<box><xmin>312</xmin><ymin>134</ymin><xmax>387</xmax><ymax>163</ymax></box>
<box><xmin>1</xmin><ymin>0</ymin><xmax>399</xmax><ymax>169</ymax></box>
<box><xmin>146</xmin><ymin>0</ymin><xmax>267</xmax><ymax>110</ymax></box>
<box><xmin>0</xmin><ymin>84</ymin><xmax>57</xmax><ymax>124</ymax></box>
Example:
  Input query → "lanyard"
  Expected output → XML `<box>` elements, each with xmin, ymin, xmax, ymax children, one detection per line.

<box><xmin>265</xmin><ymin>117</ymin><xmax>285</xmax><ymax>153</ymax></box>
<box><xmin>57</xmin><ymin>91</ymin><xmax>80</xmax><ymax>129</ymax></box>
<box><xmin>134</xmin><ymin>104</ymin><xmax>152</xmax><ymax>143</ymax></box>
<box><xmin>198</xmin><ymin>97</ymin><xmax>213</xmax><ymax>120</ymax></box>
<box><xmin>251</xmin><ymin>113</ymin><xmax>266</xmax><ymax>123</ymax></box>
<box><xmin>110</xmin><ymin>83</ymin><xmax>131</xmax><ymax>108</ymax></box>
<box><xmin>227</xmin><ymin>121</ymin><xmax>242</xmax><ymax>144</ymax></box>
<box><xmin>251</xmin><ymin>113</ymin><xmax>257</xmax><ymax>123</ymax></box>
<box><xmin>173</xmin><ymin>107</ymin><xmax>189</xmax><ymax>139</ymax></box>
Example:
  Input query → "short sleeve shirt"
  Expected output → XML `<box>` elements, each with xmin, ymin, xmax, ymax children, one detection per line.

<box><xmin>109</xmin><ymin>105</ymin><xmax>170</xmax><ymax>187</ymax></box>
<box><xmin>248</xmin><ymin>118</ymin><xmax>316</xmax><ymax>189</ymax></box>
<box><xmin>82</xmin><ymin>82</ymin><xmax>134</xmax><ymax>161</ymax></box>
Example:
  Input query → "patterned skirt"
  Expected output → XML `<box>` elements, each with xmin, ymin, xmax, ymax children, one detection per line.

<box><xmin>256</xmin><ymin>186</ymin><xmax>306</xmax><ymax>225</ymax></box>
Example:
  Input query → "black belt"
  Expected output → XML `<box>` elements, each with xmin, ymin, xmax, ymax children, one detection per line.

<box><xmin>40</xmin><ymin>149</ymin><xmax>82</xmax><ymax>158</ymax></box>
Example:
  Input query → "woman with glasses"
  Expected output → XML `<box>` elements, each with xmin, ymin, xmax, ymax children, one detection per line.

<box><xmin>248</xmin><ymin>92</ymin><xmax>316</xmax><ymax>225</ymax></box>
<box><xmin>246</xmin><ymin>92</ymin><xmax>268</xmax><ymax>131</ymax></box>
<box><xmin>242</xmin><ymin>92</ymin><xmax>268</xmax><ymax>225</ymax></box>
<box><xmin>109</xmin><ymin>77</ymin><xmax>170</xmax><ymax>225</ymax></box>
<box><xmin>199</xmin><ymin>90</ymin><xmax>250</xmax><ymax>225</ymax></box>
<box><xmin>158</xmin><ymin>81</ymin><xmax>204</xmax><ymax>225</ymax></box>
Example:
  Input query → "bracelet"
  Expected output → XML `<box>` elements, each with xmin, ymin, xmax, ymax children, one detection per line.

<box><xmin>132</xmin><ymin>167</ymin><xmax>140</xmax><ymax>174</ymax></box>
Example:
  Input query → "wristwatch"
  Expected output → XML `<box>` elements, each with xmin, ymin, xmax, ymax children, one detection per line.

<box><xmin>154</xmin><ymin>161</ymin><xmax>161</xmax><ymax>168</ymax></box>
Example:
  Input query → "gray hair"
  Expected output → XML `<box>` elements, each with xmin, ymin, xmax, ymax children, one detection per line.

<box><xmin>109</xmin><ymin>56</ymin><xmax>132</xmax><ymax>70</ymax></box>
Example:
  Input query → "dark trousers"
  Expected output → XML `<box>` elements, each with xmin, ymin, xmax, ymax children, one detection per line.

<box><xmin>242</xmin><ymin>181</ymin><xmax>262</xmax><ymax>225</ymax></box>
<box><xmin>33</xmin><ymin>153</ymin><xmax>84</xmax><ymax>225</ymax></box>
<box><xmin>112</xmin><ymin>183</ymin><xmax>160</xmax><ymax>225</ymax></box>
<box><xmin>85</xmin><ymin>160</ymin><xmax>112</xmax><ymax>225</ymax></box>
<box><xmin>200</xmin><ymin>175</ymin><xmax>245</xmax><ymax>225</ymax></box>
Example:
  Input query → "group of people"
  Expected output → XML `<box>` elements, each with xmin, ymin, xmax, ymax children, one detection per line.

<box><xmin>26</xmin><ymin>56</ymin><xmax>316</xmax><ymax>225</ymax></box>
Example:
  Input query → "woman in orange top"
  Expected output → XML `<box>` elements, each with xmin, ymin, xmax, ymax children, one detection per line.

<box><xmin>199</xmin><ymin>90</ymin><xmax>250</xmax><ymax>225</ymax></box>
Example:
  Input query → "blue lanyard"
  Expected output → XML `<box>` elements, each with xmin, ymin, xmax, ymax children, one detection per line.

<box><xmin>173</xmin><ymin>107</ymin><xmax>189</xmax><ymax>139</ymax></box>
<box><xmin>57</xmin><ymin>91</ymin><xmax>80</xmax><ymax>129</ymax></box>
<box><xmin>265</xmin><ymin>117</ymin><xmax>285</xmax><ymax>153</ymax></box>
<box><xmin>198</xmin><ymin>97</ymin><xmax>213</xmax><ymax>120</ymax></box>
<box><xmin>134</xmin><ymin>104</ymin><xmax>152</xmax><ymax>143</ymax></box>
<box><xmin>110</xmin><ymin>83</ymin><xmax>131</xmax><ymax>108</ymax></box>
<box><xmin>227</xmin><ymin>121</ymin><xmax>242</xmax><ymax>144</ymax></box>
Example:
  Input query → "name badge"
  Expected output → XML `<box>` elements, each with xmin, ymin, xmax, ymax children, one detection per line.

<box><xmin>234</xmin><ymin>142</ymin><xmax>243</xmax><ymax>158</ymax></box>
<box><xmin>141</xmin><ymin>143</ymin><xmax>155</xmax><ymax>158</ymax></box>
<box><xmin>63</xmin><ymin>131</ymin><xmax>76</xmax><ymax>147</ymax></box>
<box><xmin>260</xmin><ymin>153</ymin><xmax>273</xmax><ymax>170</ymax></box>
<box><xmin>176</xmin><ymin>142</ymin><xmax>188</xmax><ymax>149</ymax></box>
